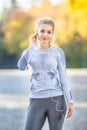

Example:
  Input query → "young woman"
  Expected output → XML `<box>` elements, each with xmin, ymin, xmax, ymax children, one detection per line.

<box><xmin>17</xmin><ymin>18</ymin><xmax>73</xmax><ymax>130</ymax></box>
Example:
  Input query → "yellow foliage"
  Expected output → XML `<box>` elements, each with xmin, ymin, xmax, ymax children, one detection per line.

<box><xmin>19</xmin><ymin>39</ymin><xmax>29</xmax><ymax>50</ymax></box>
<box><xmin>3</xmin><ymin>0</ymin><xmax>87</xmax><ymax>51</ymax></box>
<box><xmin>9</xmin><ymin>20</ymin><xmax>22</xmax><ymax>28</ymax></box>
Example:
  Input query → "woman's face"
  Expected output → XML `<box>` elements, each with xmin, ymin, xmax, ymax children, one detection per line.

<box><xmin>37</xmin><ymin>24</ymin><xmax>54</xmax><ymax>47</ymax></box>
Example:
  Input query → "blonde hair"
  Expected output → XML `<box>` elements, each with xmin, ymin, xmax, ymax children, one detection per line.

<box><xmin>36</xmin><ymin>18</ymin><xmax>55</xmax><ymax>32</ymax></box>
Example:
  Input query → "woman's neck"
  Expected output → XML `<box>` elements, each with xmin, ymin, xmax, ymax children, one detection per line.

<box><xmin>39</xmin><ymin>43</ymin><xmax>51</xmax><ymax>49</ymax></box>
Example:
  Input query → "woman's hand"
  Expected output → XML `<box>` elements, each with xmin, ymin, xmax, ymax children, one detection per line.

<box><xmin>29</xmin><ymin>33</ymin><xmax>38</xmax><ymax>45</ymax></box>
<box><xmin>66</xmin><ymin>103</ymin><xmax>73</xmax><ymax>119</ymax></box>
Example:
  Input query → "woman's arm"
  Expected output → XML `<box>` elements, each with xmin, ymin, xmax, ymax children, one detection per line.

<box><xmin>57</xmin><ymin>48</ymin><xmax>73</xmax><ymax>118</ymax></box>
<box><xmin>17</xmin><ymin>42</ymin><xmax>36</xmax><ymax>70</ymax></box>
<box><xmin>17</xmin><ymin>34</ymin><xmax>38</xmax><ymax>70</ymax></box>
<box><xmin>17</xmin><ymin>49</ymin><xmax>29</xmax><ymax>70</ymax></box>
<box><xmin>58</xmin><ymin>48</ymin><xmax>73</xmax><ymax>103</ymax></box>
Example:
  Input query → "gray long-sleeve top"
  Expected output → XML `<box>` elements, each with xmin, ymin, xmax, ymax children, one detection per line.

<box><xmin>17</xmin><ymin>43</ymin><xmax>73</xmax><ymax>104</ymax></box>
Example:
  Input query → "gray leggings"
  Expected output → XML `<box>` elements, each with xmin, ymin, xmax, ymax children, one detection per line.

<box><xmin>25</xmin><ymin>95</ymin><xmax>67</xmax><ymax>130</ymax></box>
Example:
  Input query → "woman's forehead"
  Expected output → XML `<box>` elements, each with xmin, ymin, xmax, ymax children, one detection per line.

<box><xmin>38</xmin><ymin>24</ymin><xmax>53</xmax><ymax>30</ymax></box>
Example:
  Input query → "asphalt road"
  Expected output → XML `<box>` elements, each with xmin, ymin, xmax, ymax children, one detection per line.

<box><xmin>0</xmin><ymin>69</ymin><xmax>87</xmax><ymax>130</ymax></box>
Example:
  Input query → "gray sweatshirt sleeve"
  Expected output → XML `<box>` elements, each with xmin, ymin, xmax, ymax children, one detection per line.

<box><xmin>17</xmin><ymin>43</ymin><xmax>36</xmax><ymax>70</ymax></box>
<box><xmin>57</xmin><ymin>48</ymin><xmax>73</xmax><ymax>104</ymax></box>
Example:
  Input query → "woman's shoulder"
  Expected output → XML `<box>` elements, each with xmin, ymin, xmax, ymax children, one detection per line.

<box><xmin>51</xmin><ymin>46</ymin><xmax>65</xmax><ymax>62</ymax></box>
<box><xmin>52</xmin><ymin>46</ymin><xmax>64</xmax><ymax>54</ymax></box>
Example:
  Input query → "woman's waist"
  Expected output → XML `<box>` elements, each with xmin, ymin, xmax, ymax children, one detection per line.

<box><xmin>31</xmin><ymin>70</ymin><xmax>58</xmax><ymax>79</ymax></box>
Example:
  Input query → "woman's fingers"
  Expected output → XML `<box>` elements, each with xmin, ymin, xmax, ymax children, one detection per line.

<box><xmin>29</xmin><ymin>33</ymin><xmax>38</xmax><ymax>44</ymax></box>
<box><xmin>66</xmin><ymin>103</ymin><xmax>73</xmax><ymax>119</ymax></box>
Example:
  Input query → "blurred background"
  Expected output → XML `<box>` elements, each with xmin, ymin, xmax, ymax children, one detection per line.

<box><xmin>0</xmin><ymin>0</ymin><xmax>87</xmax><ymax>68</ymax></box>
<box><xmin>0</xmin><ymin>0</ymin><xmax>87</xmax><ymax>130</ymax></box>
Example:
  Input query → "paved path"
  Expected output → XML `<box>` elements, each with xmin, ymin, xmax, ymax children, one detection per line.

<box><xmin>0</xmin><ymin>69</ymin><xmax>87</xmax><ymax>130</ymax></box>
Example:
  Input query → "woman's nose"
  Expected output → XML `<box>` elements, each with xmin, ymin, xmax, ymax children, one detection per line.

<box><xmin>43</xmin><ymin>32</ymin><xmax>48</xmax><ymax>37</ymax></box>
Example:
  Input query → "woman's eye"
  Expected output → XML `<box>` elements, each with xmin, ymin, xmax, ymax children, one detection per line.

<box><xmin>40</xmin><ymin>30</ymin><xmax>44</xmax><ymax>33</ymax></box>
<box><xmin>48</xmin><ymin>31</ymin><xmax>51</xmax><ymax>34</ymax></box>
